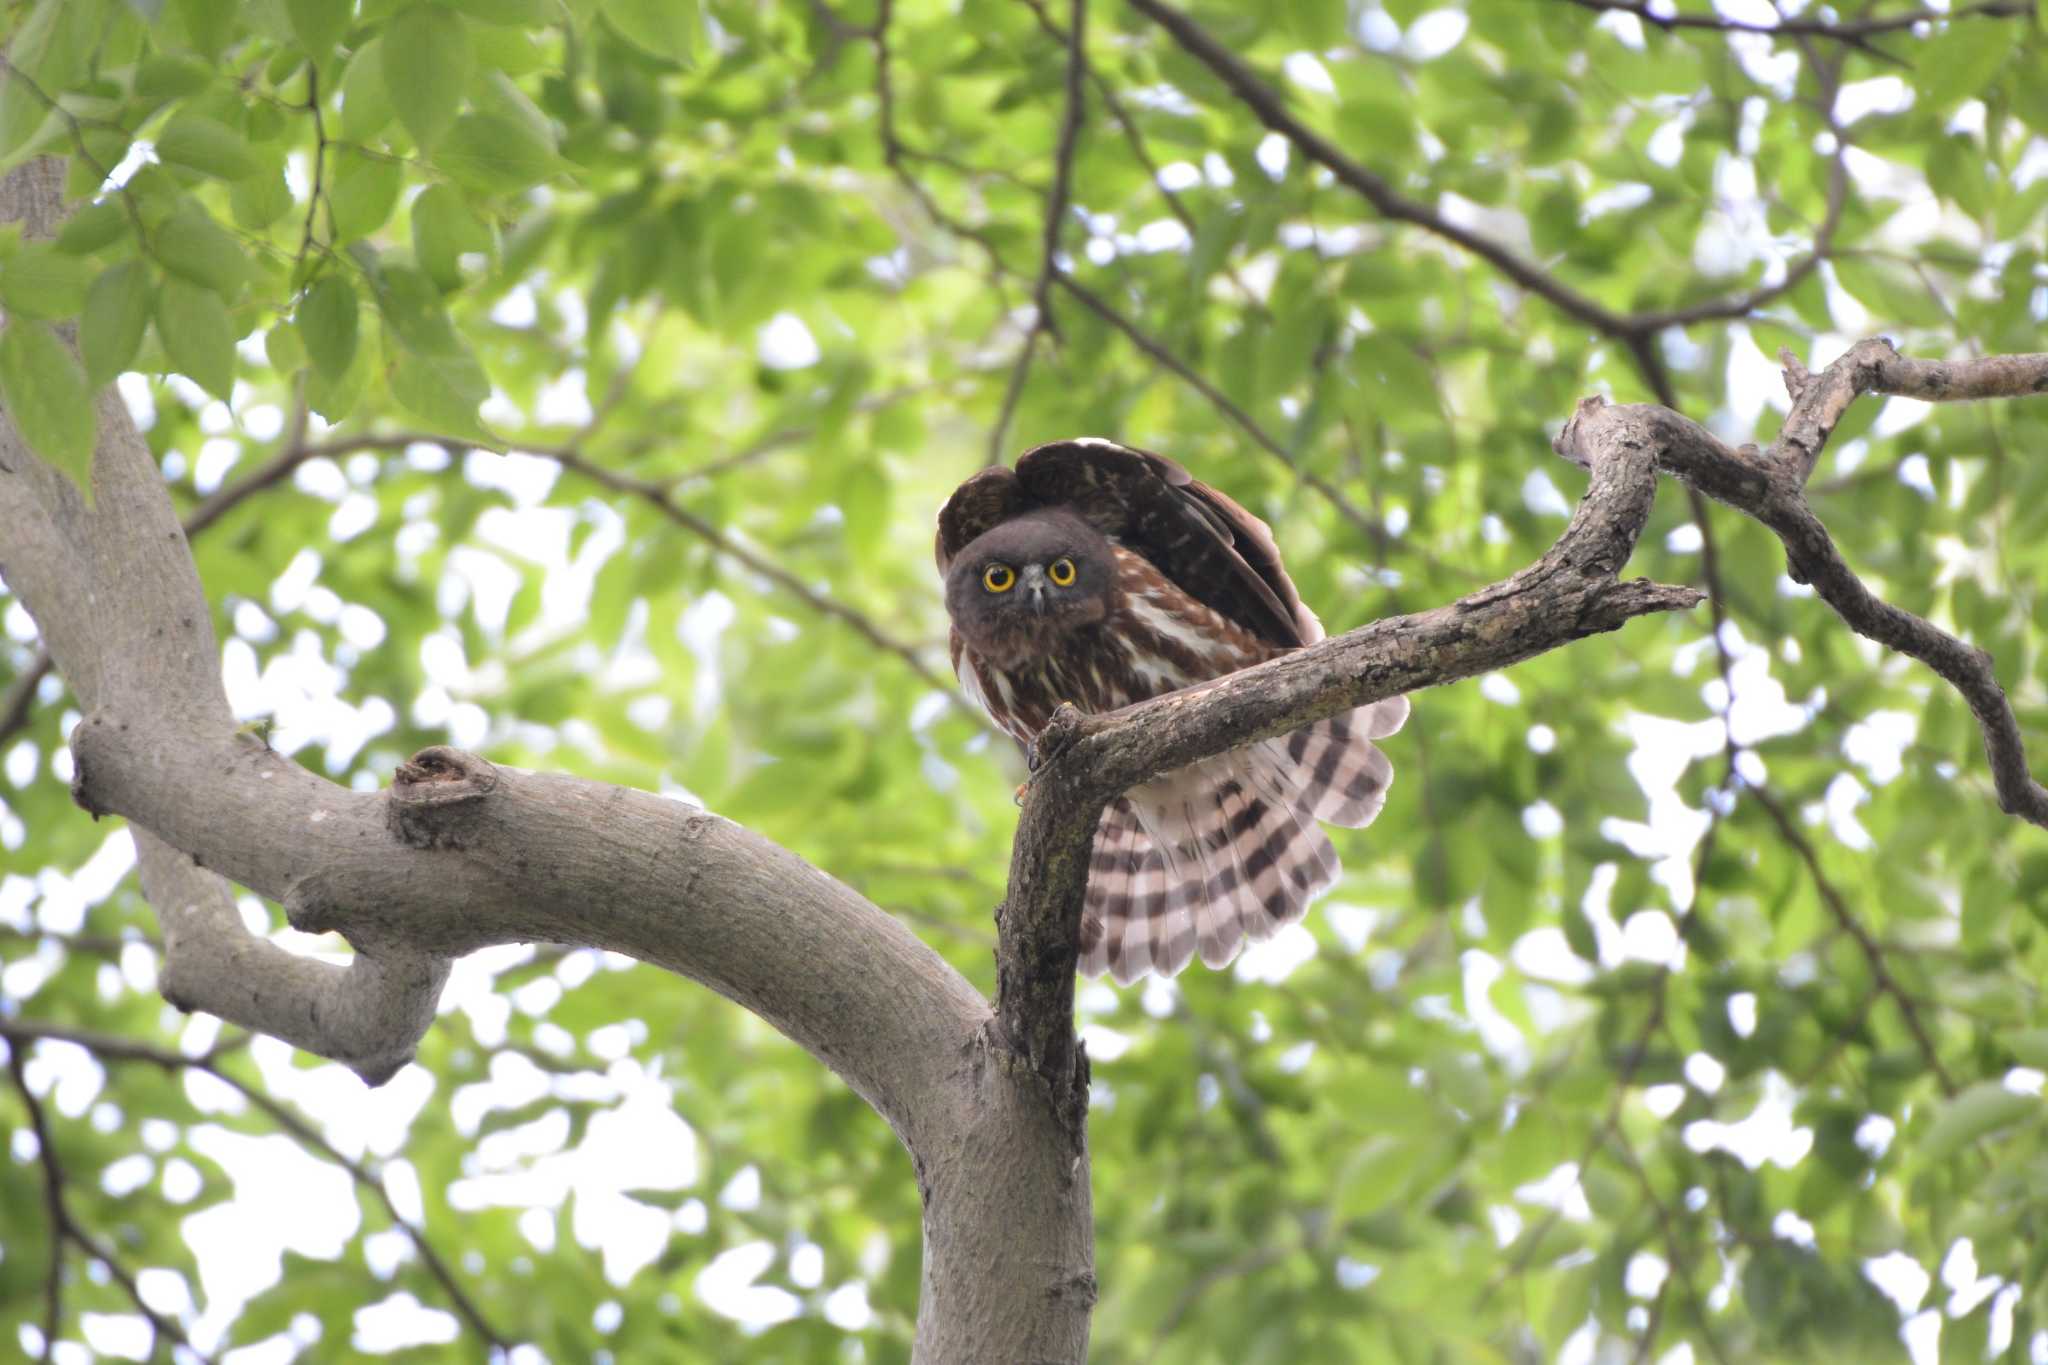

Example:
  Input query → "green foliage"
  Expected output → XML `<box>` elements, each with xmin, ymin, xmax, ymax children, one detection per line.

<box><xmin>3</xmin><ymin>0</ymin><xmax>2048</xmax><ymax>1362</ymax></box>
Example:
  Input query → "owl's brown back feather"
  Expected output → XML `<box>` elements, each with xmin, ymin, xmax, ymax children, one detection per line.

<box><xmin>935</xmin><ymin>438</ymin><xmax>1316</xmax><ymax>649</ymax></box>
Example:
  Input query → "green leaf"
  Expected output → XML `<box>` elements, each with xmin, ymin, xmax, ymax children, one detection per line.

<box><xmin>229</xmin><ymin>154</ymin><xmax>295</xmax><ymax>231</ymax></box>
<box><xmin>445</xmin><ymin>0</ymin><xmax>551</xmax><ymax>21</ymax></box>
<box><xmin>0</xmin><ymin>0</ymin><xmax>90</xmax><ymax>165</ymax></box>
<box><xmin>432</xmin><ymin>113</ymin><xmax>555</xmax><ymax>194</ymax></box>
<box><xmin>80</xmin><ymin>262</ymin><xmax>152</xmax><ymax>387</ymax></box>
<box><xmin>264</xmin><ymin>319</ymin><xmax>306</xmax><ymax>373</ymax></box>
<box><xmin>328</xmin><ymin>147</ymin><xmax>403</xmax><ymax>243</ymax></box>
<box><xmin>134</xmin><ymin>53</ymin><xmax>214</xmax><ymax>100</ymax></box>
<box><xmin>155</xmin><ymin>112</ymin><xmax>261</xmax><ymax>180</ymax></box>
<box><xmin>0</xmin><ymin>319</ymin><xmax>95</xmax><ymax>492</ymax></box>
<box><xmin>411</xmin><ymin>184</ymin><xmax>492</xmax><ymax>291</ymax></box>
<box><xmin>475</xmin><ymin>69</ymin><xmax>555</xmax><ymax>150</ymax></box>
<box><xmin>601</xmin><ymin>0</ymin><xmax>698</xmax><ymax>63</ymax></box>
<box><xmin>2011</xmin><ymin>1029</ymin><xmax>2048</xmax><ymax>1070</ymax></box>
<box><xmin>384</xmin><ymin>4</ymin><xmax>474</xmax><ymax>148</ymax></box>
<box><xmin>153</xmin><ymin>208</ymin><xmax>249</xmax><ymax>297</ymax></box>
<box><xmin>297</xmin><ymin>273</ymin><xmax>359</xmax><ymax>379</ymax></box>
<box><xmin>304</xmin><ymin>310</ymin><xmax>368</xmax><ymax>421</ymax></box>
<box><xmin>56</xmin><ymin>200</ymin><xmax>130</xmax><ymax>256</ymax></box>
<box><xmin>370</xmin><ymin>262</ymin><xmax>491</xmax><ymax>438</ymax></box>
<box><xmin>339</xmin><ymin>37</ymin><xmax>395</xmax><ymax>141</ymax></box>
<box><xmin>1831</xmin><ymin>257</ymin><xmax>1946</xmax><ymax>330</ymax></box>
<box><xmin>284</xmin><ymin>0</ymin><xmax>351</xmax><ymax>54</ymax></box>
<box><xmin>0</xmin><ymin>243</ymin><xmax>94</xmax><ymax>318</ymax></box>
<box><xmin>1920</xmin><ymin>21</ymin><xmax>2011</xmax><ymax>111</ymax></box>
<box><xmin>155</xmin><ymin>276</ymin><xmax>237</xmax><ymax>398</ymax></box>
<box><xmin>1921</xmin><ymin>1082</ymin><xmax>2037</xmax><ymax>1166</ymax></box>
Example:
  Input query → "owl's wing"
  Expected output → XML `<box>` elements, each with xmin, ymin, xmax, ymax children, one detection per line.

<box><xmin>1013</xmin><ymin>438</ymin><xmax>1318</xmax><ymax>648</ymax></box>
<box><xmin>934</xmin><ymin>466</ymin><xmax>1035</xmax><ymax>574</ymax></box>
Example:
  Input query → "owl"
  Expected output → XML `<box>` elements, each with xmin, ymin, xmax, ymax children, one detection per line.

<box><xmin>937</xmin><ymin>438</ymin><xmax>1408</xmax><ymax>983</ymax></box>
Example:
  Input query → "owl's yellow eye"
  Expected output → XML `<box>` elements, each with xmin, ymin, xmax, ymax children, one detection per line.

<box><xmin>982</xmin><ymin>563</ymin><xmax>1016</xmax><ymax>593</ymax></box>
<box><xmin>1047</xmin><ymin>557</ymin><xmax>1076</xmax><ymax>587</ymax></box>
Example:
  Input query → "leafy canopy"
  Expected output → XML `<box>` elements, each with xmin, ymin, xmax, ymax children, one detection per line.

<box><xmin>3</xmin><ymin>0</ymin><xmax>2048</xmax><ymax>1361</ymax></box>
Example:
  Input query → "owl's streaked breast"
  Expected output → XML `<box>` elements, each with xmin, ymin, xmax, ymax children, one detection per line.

<box><xmin>950</xmin><ymin>545</ymin><xmax>1281</xmax><ymax>744</ymax></box>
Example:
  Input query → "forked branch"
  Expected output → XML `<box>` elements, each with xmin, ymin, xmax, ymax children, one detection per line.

<box><xmin>1556</xmin><ymin>338</ymin><xmax>2048</xmax><ymax>827</ymax></box>
<box><xmin>998</xmin><ymin>401</ymin><xmax>1704</xmax><ymax>1095</ymax></box>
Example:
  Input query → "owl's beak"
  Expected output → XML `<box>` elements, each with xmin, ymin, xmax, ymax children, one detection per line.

<box><xmin>1022</xmin><ymin>563</ymin><xmax>1049</xmax><ymax>613</ymax></box>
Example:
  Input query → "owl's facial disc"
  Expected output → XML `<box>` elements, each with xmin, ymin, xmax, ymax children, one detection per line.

<box><xmin>946</xmin><ymin>511</ymin><xmax>1114</xmax><ymax>667</ymax></box>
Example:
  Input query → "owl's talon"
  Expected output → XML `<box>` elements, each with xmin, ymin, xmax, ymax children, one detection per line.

<box><xmin>1028</xmin><ymin>703</ymin><xmax>1083</xmax><ymax>775</ymax></box>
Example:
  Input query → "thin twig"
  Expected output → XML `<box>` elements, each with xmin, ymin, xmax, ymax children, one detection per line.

<box><xmin>989</xmin><ymin>0</ymin><xmax>1089</xmax><ymax>466</ymax></box>
<box><xmin>1129</xmin><ymin>0</ymin><xmax>1848</xmax><ymax>339</ymax></box>
<box><xmin>5</xmin><ymin>1043</ymin><xmax>214</xmax><ymax>1362</ymax></box>
<box><xmin>1</xmin><ymin>1018</ymin><xmax>510</xmax><ymax>1350</ymax></box>
<box><xmin>1051</xmin><ymin>269</ymin><xmax>1388</xmax><ymax>543</ymax></box>
<box><xmin>294</xmin><ymin>64</ymin><xmax>329</xmax><ymax>274</ymax></box>
<box><xmin>1747</xmin><ymin>787</ymin><xmax>1956</xmax><ymax>1094</ymax></box>
<box><xmin>0</xmin><ymin>649</ymin><xmax>54</xmax><ymax>749</ymax></box>
<box><xmin>1559</xmin><ymin>0</ymin><xmax>2028</xmax><ymax>42</ymax></box>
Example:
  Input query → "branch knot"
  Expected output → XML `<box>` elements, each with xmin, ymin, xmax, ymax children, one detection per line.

<box><xmin>387</xmin><ymin>747</ymin><xmax>499</xmax><ymax>849</ymax></box>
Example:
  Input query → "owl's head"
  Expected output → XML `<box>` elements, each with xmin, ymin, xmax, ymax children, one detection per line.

<box><xmin>944</xmin><ymin>509</ymin><xmax>1115</xmax><ymax>668</ymax></box>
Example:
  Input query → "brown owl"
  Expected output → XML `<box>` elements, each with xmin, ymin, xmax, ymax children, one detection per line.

<box><xmin>937</xmin><ymin>438</ymin><xmax>1408</xmax><ymax>983</ymax></box>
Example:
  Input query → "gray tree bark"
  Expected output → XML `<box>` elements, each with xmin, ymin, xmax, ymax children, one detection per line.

<box><xmin>7</xmin><ymin>151</ymin><xmax>2044</xmax><ymax>1361</ymax></box>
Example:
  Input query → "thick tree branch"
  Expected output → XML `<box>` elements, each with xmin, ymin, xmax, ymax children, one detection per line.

<box><xmin>997</xmin><ymin>407</ymin><xmax>1703</xmax><ymax>1093</ymax></box>
<box><xmin>0</xmin><ymin>160</ymin><xmax>1098</xmax><ymax>1363</ymax></box>
<box><xmin>1557</xmin><ymin>338</ymin><xmax>2048</xmax><ymax>827</ymax></box>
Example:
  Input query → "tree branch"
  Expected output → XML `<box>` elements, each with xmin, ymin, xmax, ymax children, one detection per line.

<box><xmin>1560</xmin><ymin>0</ymin><xmax>2031</xmax><ymax>43</ymax></box>
<box><xmin>1746</xmin><ymin>787</ymin><xmax>1956</xmax><ymax>1095</ymax></box>
<box><xmin>1772</xmin><ymin>340</ymin><xmax>2048</xmax><ymax>483</ymax></box>
<box><xmin>1130</xmin><ymin>0</ymin><xmax>1848</xmax><ymax>339</ymax></box>
<box><xmin>0</xmin><ymin>648</ymin><xmax>53</xmax><ymax>749</ymax></box>
<box><xmin>5</xmin><ymin>1044</ymin><xmax>213</xmax><ymax>1363</ymax></box>
<box><xmin>996</xmin><ymin>401</ymin><xmax>1703</xmax><ymax>1095</ymax></box>
<box><xmin>1556</xmin><ymin>339</ymin><xmax>2048</xmax><ymax>827</ymax></box>
<box><xmin>1052</xmin><ymin>268</ymin><xmax>1389</xmax><ymax>544</ymax></box>
<box><xmin>989</xmin><ymin>0</ymin><xmax>1088</xmax><ymax>466</ymax></box>
<box><xmin>1128</xmin><ymin>0</ymin><xmax>1635</xmax><ymax>336</ymax></box>
<box><xmin>0</xmin><ymin>1018</ymin><xmax>511</xmax><ymax>1348</ymax></box>
<box><xmin>0</xmin><ymin>157</ymin><xmax>1103</xmax><ymax>1361</ymax></box>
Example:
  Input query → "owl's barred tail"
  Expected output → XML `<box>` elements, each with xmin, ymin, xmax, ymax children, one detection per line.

<box><xmin>1077</xmin><ymin>697</ymin><xmax>1409</xmax><ymax>984</ymax></box>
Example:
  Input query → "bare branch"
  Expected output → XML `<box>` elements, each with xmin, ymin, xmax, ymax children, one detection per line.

<box><xmin>989</xmin><ymin>0</ymin><xmax>1088</xmax><ymax>466</ymax></box>
<box><xmin>200</xmin><ymin>427</ymin><xmax>962</xmax><ymax>701</ymax></box>
<box><xmin>1127</xmin><ymin>0</ymin><xmax>1634</xmax><ymax>337</ymax></box>
<box><xmin>1773</xmin><ymin>339</ymin><xmax>2048</xmax><ymax>482</ymax></box>
<box><xmin>1557</xmin><ymin>339</ymin><xmax>2048</xmax><ymax>827</ymax></box>
<box><xmin>0</xmin><ymin>648</ymin><xmax>54</xmax><ymax>749</ymax></box>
